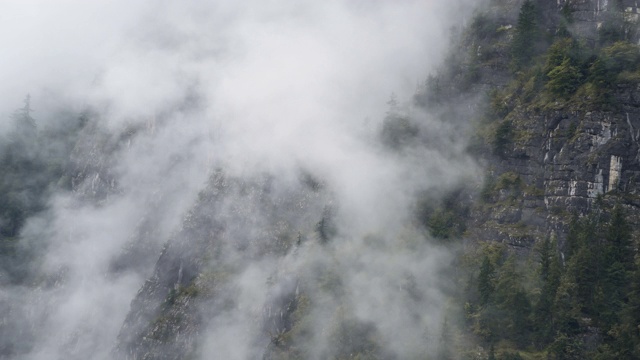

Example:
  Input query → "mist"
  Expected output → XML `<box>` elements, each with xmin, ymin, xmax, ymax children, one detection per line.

<box><xmin>0</xmin><ymin>0</ymin><xmax>481</xmax><ymax>359</ymax></box>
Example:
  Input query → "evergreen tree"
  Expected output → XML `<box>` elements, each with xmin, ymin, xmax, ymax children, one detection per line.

<box><xmin>380</xmin><ymin>93</ymin><xmax>418</xmax><ymax>149</ymax></box>
<box><xmin>605</xmin><ymin>205</ymin><xmax>633</xmax><ymax>269</ymax></box>
<box><xmin>553</xmin><ymin>267</ymin><xmax>581</xmax><ymax>336</ymax></box>
<box><xmin>493</xmin><ymin>256</ymin><xmax>532</xmax><ymax>346</ymax></box>
<box><xmin>564</xmin><ymin>212</ymin><xmax>605</xmax><ymax>315</ymax></box>
<box><xmin>546</xmin><ymin>57</ymin><xmax>582</xmax><ymax>98</ymax></box>
<box><xmin>437</xmin><ymin>318</ymin><xmax>454</xmax><ymax>360</ymax></box>
<box><xmin>488</xmin><ymin>343</ymin><xmax>496</xmax><ymax>360</ymax></box>
<box><xmin>534</xmin><ymin>237</ymin><xmax>561</xmax><ymax>346</ymax></box>
<box><xmin>549</xmin><ymin>332</ymin><xmax>584</xmax><ymax>360</ymax></box>
<box><xmin>478</xmin><ymin>255</ymin><xmax>495</xmax><ymax>306</ymax></box>
<box><xmin>538</xmin><ymin>236</ymin><xmax>553</xmax><ymax>282</ymax></box>
<box><xmin>599</xmin><ymin>205</ymin><xmax>634</xmax><ymax>330</ymax></box>
<box><xmin>12</xmin><ymin>94</ymin><xmax>37</xmax><ymax>131</ymax></box>
<box><xmin>510</xmin><ymin>290</ymin><xmax>532</xmax><ymax>346</ymax></box>
<box><xmin>511</xmin><ymin>0</ymin><xmax>538</xmax><ymax>70</ymax></box>
<box><xmin>617</xmin><ymin>260</ymin><xmax>640</xmax><ymax>359</ymax></box>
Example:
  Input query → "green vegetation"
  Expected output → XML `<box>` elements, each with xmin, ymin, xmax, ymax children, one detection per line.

<box><xmin>422</xmin><ymin>3</ymin><xmax>640</xmax><ymax>356</ymax></box>
<box><xmin>450</xmin><ymin>203</ymin><xmax>639</xmax><ymax>358</ymax></box>
<box><xmin>511</xmin><ymin>0</ymin><xmax>538</xmax><ymax>71</ymax></box>
<box><xmin>462</xmin><ymin>4</ymin><xmax>640</xmax><ymax>121</ymax></box>
<box><xmin>470</xmin><ymin>11</ymin><xmax>501</xmax><ymax>42</ymax></box>
<box><xmin>419</xmin><ymin>189</ymin><xmax>469</xmax><ymax>241</ymax></box>
<box><xmin>546</xmin><ymin>57</ymin><xmax>582</xmax><ymax>98</ymax></box>
<box><xmin>380</xmin><ymin>93</ymin><xmax>419</xmax><ymax>149</ymax></box>
<box><xmin>427</xmin><ymin>208</ymin><xmax>465</xmax><ymax>240</ymax></box>
<box><xmin>479</xmin><ymin>172</ymin><xmax>523</xmax><ymax>206</ymax></box>
<box><xmin>493</xmin><ymin>120</ymin><xmax>513</xmax><ymax>158</ymax></box>
<box><xmin>0</xmin><ymin>97</ymin><xmax>86</xmax><ymax>284</ymax></box>
<box><xmin>133</xmin><ymin>1</ymin><xmax>640</xmax><ymax>358</ymax></box>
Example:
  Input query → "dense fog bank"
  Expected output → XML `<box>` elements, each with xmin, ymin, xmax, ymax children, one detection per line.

<box><xmin>0</xmin><ymin>1</ymin><xmax>481</xmax><ymax>358</ymax></box>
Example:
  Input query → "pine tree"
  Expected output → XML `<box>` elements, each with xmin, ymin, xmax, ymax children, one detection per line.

<box><xmin>606</xmin><ymin>205</ymin><xmax>633</xmax><ymax>269</ymax></box>
<box><xmin>549</xmin><ymin>332</ymin><xmax>584</xmax><ymax>360</ymax></box>
<box><xmin>546</xmin><ymin>57</ymin><xmax>582</xmax><ymax>98</ymax></box>
<box><xmin>478</xmin><ymin>255</ymin><xmax>495</xmax><ymax>306</ymax></box>
<box><xmin>553</xmin><ymin>266</ymin><xmax>581</xmax><ymax>336</ymax></box>
<box><xmin>437</xmin><ymin>317</ymin><xmax>454</xmax><ymax>360</ymax></box>
<box><xmin>492</xmin><ymin>256</ymin><xmax>532</xmax><ymax>346</ymax></box>
<box><xmin>618</xmin><ymin>260</ymin><xmax>640</xmax><ymax>359</ymax></box>
<box><xmin>511</xmin><ymin>0</ymin><xmax>538</xmax><ymax>70</ymax></box>
<box><xmin>13</xmin><ymin>94</ymin><xmax>37</xmax><ymax>129</ymax></box>
<box><xmin>564</xmin><ymin>212</ymin><xmax>604</xmax><ymax>315</ymax></box>
<box><xmin>538</xmin><ymin>236</ymin><xmax>553</xmax><ymax>282</ymax></box>
<box><xmin>488</xmin><ymin>343</ymin><xmax>496</xmax><ymax>360</ymax></box>
<box><xmin>534</xmin><ymin>237</ymin><xmax>561</xmax><ymax>346</ymax></box>
<box><xmin>599</xmin><ymin>205</ymin><xmax>633</xmax><ymax>330</ymax></box>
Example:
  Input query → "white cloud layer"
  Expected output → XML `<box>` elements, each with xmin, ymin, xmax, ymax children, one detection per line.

<box><xmin>0</xmin><ymin>0</ymin><xmax>481</xmax><ymax>359</ymax></box>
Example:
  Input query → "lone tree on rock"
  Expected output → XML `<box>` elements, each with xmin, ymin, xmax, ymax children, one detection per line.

<box><xmin>12</xmin><ymin>94</ymin><xmax>37</xmax><ymax>136</ymax></box>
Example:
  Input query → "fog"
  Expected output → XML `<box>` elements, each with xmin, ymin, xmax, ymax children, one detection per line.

<box><xmin>0</xmin><ymin>1</ymin><xmax>481</xmax><ymax>359</ymax></box>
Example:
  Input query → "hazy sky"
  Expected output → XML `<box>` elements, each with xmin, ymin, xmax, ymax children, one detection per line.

<box><xmin>0</xmin><ymin>0</ymin><xmax>464</xmax><ymax>129</ymax></box>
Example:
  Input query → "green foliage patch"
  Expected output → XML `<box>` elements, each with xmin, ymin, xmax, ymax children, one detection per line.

<box><xmin>453</xmin><ymin>203</ymin><xmax>639</xmax><ymax>358</ymax></box>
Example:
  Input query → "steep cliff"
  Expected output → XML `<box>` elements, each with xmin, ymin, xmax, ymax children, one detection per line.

<box><xmin>113</xmin><ymin>1</ymin><xmax>640</xmax><ymax>358</ymax></box>
<box><xmin>3</xmin><ymin>1</ymin><xmax>640</xmax><ymax>359</ymax></box>
<box><xmin>415</xmin><ymin>0</ymin><xmax>640</xmax><ymax>246</ymax></box>
<box><xmin>116</xmin><ymin>172</ymin><xmax>330</xmax><ymax>359</ymax></box>
<box><xmin>417</xmin><ymin>0</ymin><xmax>640</xmax><ymax>357</ymax></box>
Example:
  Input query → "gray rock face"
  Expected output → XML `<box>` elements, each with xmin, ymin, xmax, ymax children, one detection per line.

<box><xmin>446</xmin><ymin>0</ymin><xmax>640</xmax><ymax>250</ymax></box>
<box><xmin>471</xmin><ymin>87</ymin><xmax>640</xmax><ymax>249</ymax></box>
<box><xmin>114</xmin><ymin>1</ymin><xmax>640</xmax><ymax>358</ymax></box>
<box><xmin>68</xmin><ymin>119</ymin><xmax>129</xmax><ymax>203</ymax></box>
<box><xmin>116</xmin><ymin>172</ymin><xmax>329</xmax><ymax>359</ymax></box>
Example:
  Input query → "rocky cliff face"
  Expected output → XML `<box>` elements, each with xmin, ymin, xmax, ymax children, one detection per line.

<box><xmin>470</xmin><ymin>88</ymin><xmax>640</xmax><ymax>251</ymax></box>
<box><xmin>3</xmin><ymin>1</ymin><xmax>636</xmax><ymax>359</ymax></box>
<box><xmin>115</xmin><ymin>172</ymin><xmax>330</xmax><ymax>359</ymax></box>
<box><xmin>112</xmin><ymin>1</ymin><xmax>640</xmax><ymax>357</ymax></box>
<box><xmin>424</xmin><ymin>0</ymin><xmax>640</xmax><ymax>253</ymax></box>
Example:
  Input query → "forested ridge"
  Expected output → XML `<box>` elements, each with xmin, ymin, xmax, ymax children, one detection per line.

<box><xmin>2</xmin><ymin>1</ymin><xmax>640</xmax><ymax>359</ymax></box>
<box><xmin>414</xmin><ymin>0</ymin><xmax>640</xmax><ymax>358</ymax></box>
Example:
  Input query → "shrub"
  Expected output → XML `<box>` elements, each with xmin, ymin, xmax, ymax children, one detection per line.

<box><xmin>546</xmin><ymin>57</ymin><xmax>582</xmax><ymax>98</ymax></box>
<box><xmin>493</xmin><ymin>120</ymin><xmax>513</xmax><ymax>157</ymax></box>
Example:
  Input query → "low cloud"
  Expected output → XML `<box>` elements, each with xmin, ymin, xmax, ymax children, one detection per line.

<box><xmin>0</xmin><ymin>0</ymin><xmax>482</xmax><ymax>359</ymax></box>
